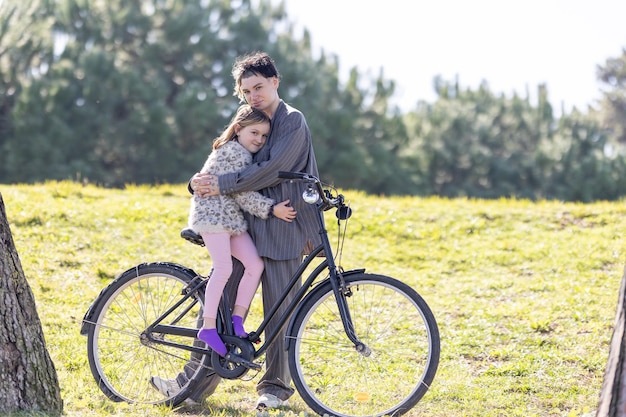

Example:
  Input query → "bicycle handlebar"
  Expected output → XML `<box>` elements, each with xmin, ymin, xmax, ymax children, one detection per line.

<box><xmin>278</xmin><ymin>171</ymin><xmax>351</xmax><ymax>219</ymax></box>
<box><xmin>277</xmin><ymin>171</ymin><xmax>313</xmax><ymax>181</ymax></box>
<box><xmin>278</xmin><ymin>171</ymin><xmax>328</xmax><ymax>204</ymax></box>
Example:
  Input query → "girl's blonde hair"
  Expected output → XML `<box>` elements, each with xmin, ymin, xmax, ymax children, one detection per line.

<box><xmin>213</xmin><ymin>105</ymin><xmax>270</xmax><ymax>150</ymax></box>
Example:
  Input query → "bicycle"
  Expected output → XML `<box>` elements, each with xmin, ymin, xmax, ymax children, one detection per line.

<box><xmin>80</xmin><ymin>171</ymin><xmax>440</xmax><ymax>417</ymax></box>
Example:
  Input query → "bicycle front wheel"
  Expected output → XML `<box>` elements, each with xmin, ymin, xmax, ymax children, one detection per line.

<box><xmin>84</xmin><ymin>262</ymin><xmax>211</xmax><ymax>405</ymax></box>
<box><xmin>288</xmin><ymin>273</ymin><xmax>440</xmax><ymax>417</ymax></box>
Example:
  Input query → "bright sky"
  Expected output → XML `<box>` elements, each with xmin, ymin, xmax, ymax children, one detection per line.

<box><xmin>274</xmin><ymin>0</ymin><xmax>626</xmax><ymax>114</ymax></box>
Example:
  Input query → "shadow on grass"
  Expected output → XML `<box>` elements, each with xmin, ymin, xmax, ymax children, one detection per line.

<box><xmin>169</xmin><ymin>401</ymin><xmax>312</xmax><ymax>417</ymax></box>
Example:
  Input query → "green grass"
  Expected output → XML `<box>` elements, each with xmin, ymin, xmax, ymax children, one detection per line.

<box><xmin>1</xmin><ymin>181</ymin><xmax>625</xmax><ymax>417</ymax></box>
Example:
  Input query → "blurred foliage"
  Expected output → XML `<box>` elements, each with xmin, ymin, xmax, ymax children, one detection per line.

<box><xmin>1</xmin><ymin>0</ymin><xmax>625</xmax><ymax>201</ymax></box>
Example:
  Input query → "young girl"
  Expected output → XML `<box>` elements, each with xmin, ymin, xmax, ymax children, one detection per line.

<box><xmin>188</xmin><ymin>104</ymin><xmax>295</xmax><ymax>356</ymax></box>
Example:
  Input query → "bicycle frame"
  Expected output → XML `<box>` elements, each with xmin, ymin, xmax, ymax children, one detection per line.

<box><xmin>146</xmin><ymin>178</ymin><xmax>369</xmax><ymax>363</ymax></box>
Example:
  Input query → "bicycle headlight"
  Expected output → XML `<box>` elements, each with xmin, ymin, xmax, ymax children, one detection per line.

<box><xmin>302</xmin><ymin>186</ymin><xmax>320</xmax><ymax>204</ymax></box>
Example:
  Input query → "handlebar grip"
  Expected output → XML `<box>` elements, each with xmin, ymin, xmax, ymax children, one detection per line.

<box><xmin>278</xmin><ymin>171</ymin><xmax>307</xmax><ymax>180</ymax></box>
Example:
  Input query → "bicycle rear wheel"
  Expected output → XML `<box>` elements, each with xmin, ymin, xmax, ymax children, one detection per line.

<box><xmin>288</xmin><ymin>273</ymin><xmax>440</xmax><ymax>417</ymax></box>
<box><xmin>84</xmin><ymin>262</ymin><xmax>211</xmax><ymax>405</ymax></box>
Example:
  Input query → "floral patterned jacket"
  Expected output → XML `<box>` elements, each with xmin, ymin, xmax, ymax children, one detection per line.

<box><xmin>188</xmin><ymin>140</ymin><xmax>273</xmax><ymax>235</ymax></box>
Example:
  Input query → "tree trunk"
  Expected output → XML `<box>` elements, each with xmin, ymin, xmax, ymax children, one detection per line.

<box><xmin>597</xmin><ymin>264</ymin><xmax>626</xmax><ymax>416</ymax></box>
<box><xmin>0</xmin><ymin>192</ymin><xmax>63</xmax><ymax>414</ymax></box>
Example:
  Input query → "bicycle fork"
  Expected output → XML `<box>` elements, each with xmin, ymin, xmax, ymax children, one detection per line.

<box><xmin>315</xmin><ymin>203</ymin><xmax>372</xmax><ymax>357</ymax></box>
<box><xmin>328</xmin><ymin>268</ymin><xmax>372</xmax><ymax>357</ymax></box>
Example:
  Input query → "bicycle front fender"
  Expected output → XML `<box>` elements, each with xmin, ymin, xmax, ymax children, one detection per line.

<box><xmin>284</xmin><ymin>268</ymin><xmax>366</xmax><ymax>351</ymax></box>
<box><xmin>79</xmin><ymin>262</ymin><xmax>201</xmax><ymax>335</ymax></box>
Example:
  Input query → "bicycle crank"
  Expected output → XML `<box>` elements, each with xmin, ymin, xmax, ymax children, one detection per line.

<box><xmin>210</xmin><ymin>335</ymin><xmax>259</xmax><ymax>379</ymax></box>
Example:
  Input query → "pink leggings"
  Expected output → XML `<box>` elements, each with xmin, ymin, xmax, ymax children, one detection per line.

<box><xmin>200</xmin><ymin>231</ymin><xmax>264</xmax><ymax>321</ymax></box>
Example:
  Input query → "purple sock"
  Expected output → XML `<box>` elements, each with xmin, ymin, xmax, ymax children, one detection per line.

<box><xmin>197</xmin><ymin>328</ymin><xmax>227</xmax><ymax>356</ymax></box>
<box><xmin>232</xmin><ymin>315</ymin><xmax>248</xmax><ymax>338</ymax></box>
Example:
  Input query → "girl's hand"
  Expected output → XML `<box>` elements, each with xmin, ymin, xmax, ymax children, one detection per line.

<box><xmin>272</xmin><ymin>199</ymin><xmax>296</xmax><ymax>222</ymax></box>
<box><xmin>191</xmin><ymin>172</ymin><xmax>219</xmax><ymax>197</ymax></box>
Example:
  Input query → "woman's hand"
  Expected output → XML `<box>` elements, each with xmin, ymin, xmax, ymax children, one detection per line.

<box><xmin>272</xmin><ymin>199</ymin><xmax>296</xmax><ymax>222</ymax></box>
<box><xmin>191</xmin><ymin>172</ymin><xmax>219</xmax><ymax>197</ymax></box>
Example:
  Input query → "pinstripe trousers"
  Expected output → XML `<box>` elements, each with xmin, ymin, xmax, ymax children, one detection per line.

<box><xmin>184</xmin><ymin>256</ymin><xmax>302</xmax><ymax>402</ymax></box>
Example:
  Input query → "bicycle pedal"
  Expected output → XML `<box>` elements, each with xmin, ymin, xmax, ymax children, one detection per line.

<box><xmin>225</xmin><ymin>352</ymin><xmax>262</xmax><ymax>370</ymax></box>
<box><xmin>247</xmin><ymin>332</ymin><xmax>262</xmax><ymax>344</ymax></box>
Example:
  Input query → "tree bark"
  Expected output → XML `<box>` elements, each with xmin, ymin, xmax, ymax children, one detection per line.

<box><xmin>0</xmin><ymin>192</ymin><xmax>63</xmax><ymax>414</ymax></box>
<box><xmin>597</xmin><ymin>264</ymin><xmax>626</xmax><ymax>416</ymax></box>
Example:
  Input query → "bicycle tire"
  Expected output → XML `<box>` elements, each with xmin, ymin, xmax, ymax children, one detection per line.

<box><xmin>85</xmin><ymin>262</ymin><xmax>211</xmax><ymax>405</ymax></box>
<box><xmin>288</xmin><ymin>273</ymin><xmax>440</xmax><ymax>417</ymax></box>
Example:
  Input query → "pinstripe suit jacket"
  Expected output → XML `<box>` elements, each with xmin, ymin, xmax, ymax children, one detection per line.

<box><xmin>218</xmin><ymin>100</ymin><xmax>321</xmax><ymax>260</ymax></box>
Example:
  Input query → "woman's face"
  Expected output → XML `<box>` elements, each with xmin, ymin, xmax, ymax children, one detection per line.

<box><xmin>236</xmin><ymin>121</ymin><xmax>270</xmax><ymax>154</ymax></box>
<box><xmin>239</xmin><ymin>74</ymin><xmax>279</xmax><ymax>114</ymax></box>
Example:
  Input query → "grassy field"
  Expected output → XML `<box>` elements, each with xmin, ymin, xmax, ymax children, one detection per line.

<box><xmin>1</xmin><ymin>181</ymin><xmax>625</xmax><ymax>417</ymax></box>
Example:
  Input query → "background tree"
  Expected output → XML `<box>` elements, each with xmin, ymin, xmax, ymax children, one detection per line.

<box><xmin>0</xmin><ymin>192</ymin><xmax>63</xmax><ymax>415</ymax></box>
<box><xmin>2</xmin><ymin>0</ymin><xmax>626</xmax><ymax>201</ymax></box>
<box><xmin>546</xmin><ymin>110</ymin><xmax>626</xmax><ymax>202</ymax></box>
<box><xmin>349</xmin><ymin>70</ymin><xmax>413</xmax><ymax>195</ymax></box>
<box><xmin>0</xmin><ymin>0</ymin><xmax>56</xmax><ymax>181</ymax></box>
<box><xmin>0</xmin><ymin>0</ymin><xmax>407</xmax><ymax>191</ymax></box>
<box><xmin>597</xmin><ymin>48</ymin><xmax>626</xmax><ymax>144</ymax></box>
<box><xmin>402</xmin><ymin>76</ymin><xmax>626</xmax><ymax>201</ymax></box>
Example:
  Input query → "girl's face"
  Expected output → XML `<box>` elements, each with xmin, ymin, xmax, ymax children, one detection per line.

<box><xmin>236</xmin><ymin>121</ymin><xmax>270</xmax><ymax>154</ymax></box>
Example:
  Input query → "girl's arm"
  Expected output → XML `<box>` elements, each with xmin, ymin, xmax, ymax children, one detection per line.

<box><xmin>233</xmin><ymin>192</ymin><xmax>295</xmax><ymax>222</ymax></box>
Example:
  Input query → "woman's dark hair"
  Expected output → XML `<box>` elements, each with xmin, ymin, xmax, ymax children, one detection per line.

<box><xmin>232</xmin><ymin>51</ymin><xmax>280</xmax><ymax>101</ymax></box>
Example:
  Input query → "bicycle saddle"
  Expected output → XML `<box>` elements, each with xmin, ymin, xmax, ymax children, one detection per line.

<box><xmin>180</xmin><ymin>228</ymin><xmax>205</xmax><ymax>246</ymax></box>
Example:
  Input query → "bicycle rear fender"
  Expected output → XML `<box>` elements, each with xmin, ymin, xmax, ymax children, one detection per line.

<box><xmin>79</xmin><ymin>262</ymin><xmax>200</xmax><ymax>335</ymax></box>
<box><xmin>284</xmin><ymin>268</ymin><xmax>366</xmax><ymax>351</ymax></box>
